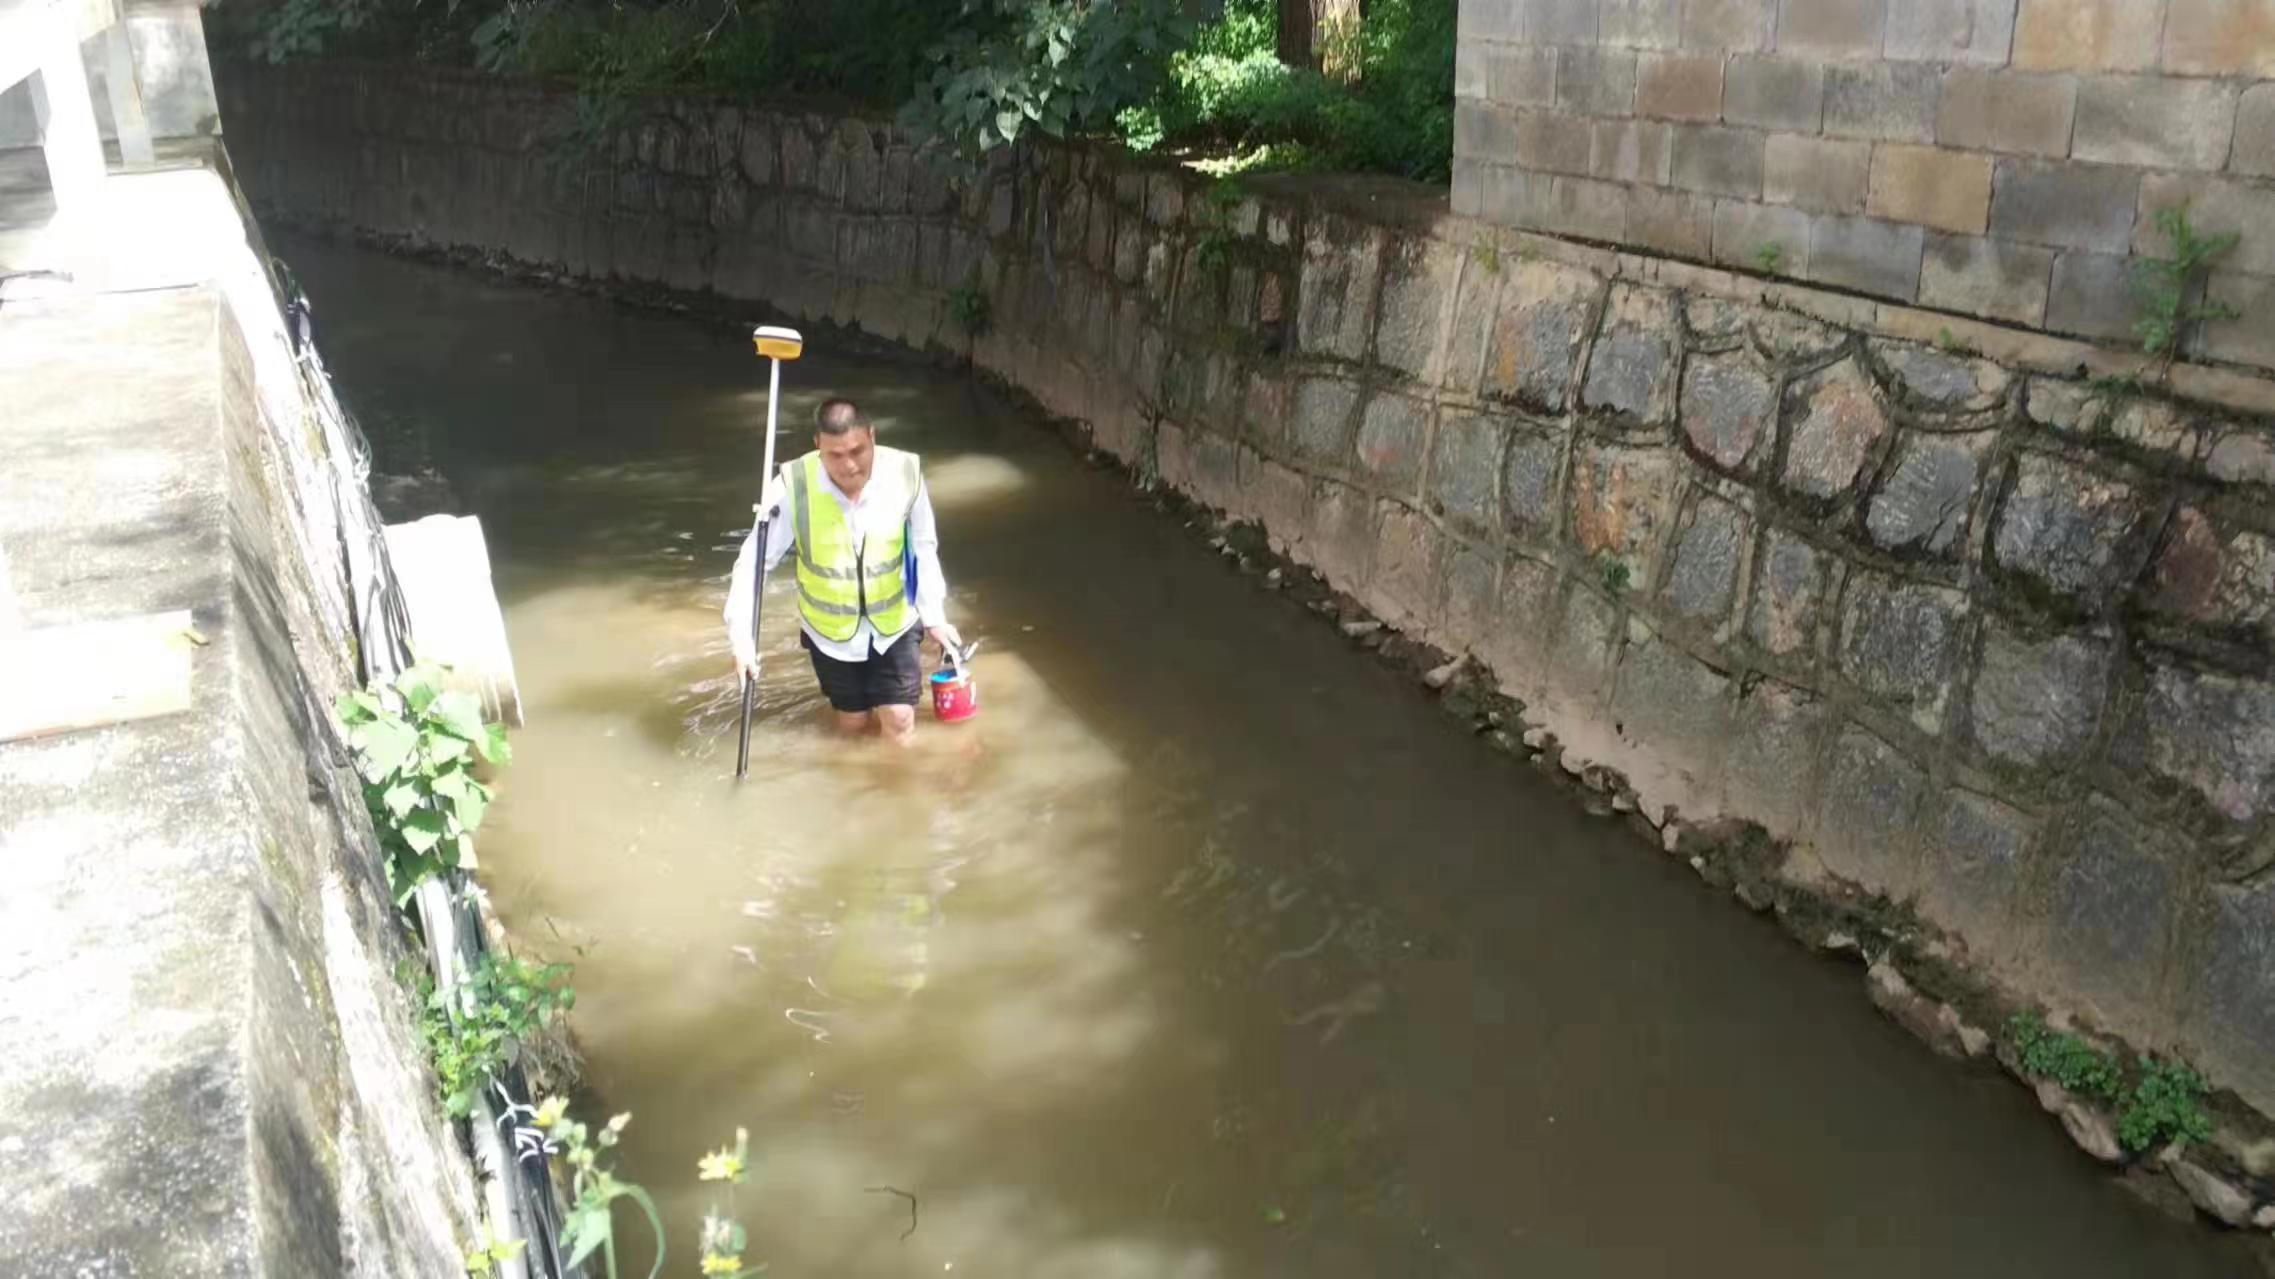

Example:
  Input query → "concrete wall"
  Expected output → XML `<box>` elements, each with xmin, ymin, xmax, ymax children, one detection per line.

<box><xmin>0</xmin><ymin>170</ymin><xmax>477</xmax><ymax>1272</ymax></box>
<box><xmin>1451</xmin><ymin>0</ymin><xmax>2275</xmax><ymax>371</ymax></box>
<box><xmin>218</xmin><ymin>60</ymin><xmax>2275</xmax><ymax>1120</ymax></box>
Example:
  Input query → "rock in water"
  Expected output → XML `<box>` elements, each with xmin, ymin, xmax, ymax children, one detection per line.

<box><xmin>2165</xmin><ymin>1154</ymin><xmax>2255</xmax><ymax>1227</ymax></box>
<box><xmin>2033</xmin><ymin>1078</ymin><xmax>2122</xmax><ymax>1163</ymax></box>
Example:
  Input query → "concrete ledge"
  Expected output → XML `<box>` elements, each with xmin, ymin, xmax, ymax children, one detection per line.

<box><xmin>0</xmin><ymin>281</ymin><xmax>474</xmax><ymax>1272</ymax></box>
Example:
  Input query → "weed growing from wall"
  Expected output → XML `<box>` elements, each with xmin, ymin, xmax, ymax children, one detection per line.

<box><xmin>1597</xmin><ymin>554</ymin><xmax>1632</xmax><ymax>596</ymax></box>
<box><xmin>2120</xmin><ymin>1058</ymin><xmax>2216</xmax><ymax>1153</ymax></box>
<box><xmin>2005</xmin><ymin>1013</ymin><xmax>2214</xmax><ymax>1153</ymax></box>
<box><xmin>2134</xmin><ymin>202</ymin><xmax>2239</xmax><ymax>373</ymax></box>
<box><xmin>338</xmin><ymin>662</ymin><xmax>511</xmax><ymax>905</ymax></box>
<box><xmin>949</xmin><ymin>282</ymin><xmax>993</xmax><ymax>338</ymax></box>
<box><xmin>2008</xmin><ymin>1012</ymin><xmax>2122</xmax><ymax>1102</ymax></box>
<box><xmin>419</xmin><ymin>950</ymin><xmax>577</xmax><ymax>1118</ymax></box>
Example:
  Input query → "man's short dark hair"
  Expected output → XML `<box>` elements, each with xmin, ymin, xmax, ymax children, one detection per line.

<box><xmin>815</xmin><ymin>398</ymin><xmax>870</xmax><ymax>436</ymax></box>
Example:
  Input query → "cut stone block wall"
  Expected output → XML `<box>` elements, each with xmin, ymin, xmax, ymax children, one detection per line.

<box><xmin>1453</xmin><ymin>0</ymin><xmax>2275</xmax><ymax>372</ymax></box>
<box><xmin>218</xmin><ymin>59</ymin><xmax>2275</xmax><ymax>1119</ymax></box>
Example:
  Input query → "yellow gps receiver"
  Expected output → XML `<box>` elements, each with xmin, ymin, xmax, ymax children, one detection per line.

<box><xmin>752</xmin><ymin>325</ymin><xmax>804</xmax><ymax>361</ymax></box>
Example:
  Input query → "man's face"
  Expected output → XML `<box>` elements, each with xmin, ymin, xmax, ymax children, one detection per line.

<box><xmin>816</xmin><ymin>426</ymin><xmax>876</xmax><ymax>497</ymax></box>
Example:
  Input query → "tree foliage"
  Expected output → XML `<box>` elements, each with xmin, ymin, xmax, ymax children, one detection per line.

<box><xmin>896</xmin><ymin>0</ymin><xmax>1196</xmax><ymax>157</ymax></box>
<box><xmin>224</xmin><ymin>0</ymin><xmax>1456</xmax><ymax>181</ymax></box>
<box><xmin>1121</xmin><ymin>0</ymin><xmax>1453</xmax><ymax>181</ymax></box>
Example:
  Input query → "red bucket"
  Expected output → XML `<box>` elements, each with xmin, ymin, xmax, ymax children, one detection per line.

<box><xmin>929</xmin><ymin>668</ymin><xmax>978</xmax><ymax>722</ymax></box>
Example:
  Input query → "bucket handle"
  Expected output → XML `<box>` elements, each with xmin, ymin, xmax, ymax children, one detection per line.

<box><xmin>945</xmin><ymin>637</ymin><xmax>980</xmax><ymax>674</ymax></box>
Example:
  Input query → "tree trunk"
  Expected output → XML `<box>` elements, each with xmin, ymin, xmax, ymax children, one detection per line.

<box><xmin>1276</xmin><ymin>0</ymin><xmax>1313</xmax><ymax>68</ymax></box>
<box><xmin>1319</xmin><ymin>0</ymin><xmax>1364</xmax><ymax>82</ymax></box>
<box><xmin>1278</xmin><ymin>0</ymin><xmax>1365</xmax><ymax>77</ymax></box>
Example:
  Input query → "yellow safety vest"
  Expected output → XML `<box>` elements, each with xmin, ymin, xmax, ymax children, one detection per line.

<box><xmin>788</xmin><ymin>446</ymin><xmax>922</xmax><ymax>644</ymax></box>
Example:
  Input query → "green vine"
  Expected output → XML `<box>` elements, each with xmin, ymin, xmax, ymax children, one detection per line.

<box><xmin>1193</xmin><ymin>178</ymin><xmax>1245</xmax><ymax>279</ymax></box>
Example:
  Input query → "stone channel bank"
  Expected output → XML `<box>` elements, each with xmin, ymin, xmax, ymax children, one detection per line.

<box><xmin>218</xmin><ymin>54</ymin><xmax>2275</xmax><ymax>1224</ymax></box>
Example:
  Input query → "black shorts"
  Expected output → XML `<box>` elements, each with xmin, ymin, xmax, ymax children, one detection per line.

<box><xmin>803</xmin><ymin>628</ymin><xmax>923</xmax><ymax>713</ymax></box>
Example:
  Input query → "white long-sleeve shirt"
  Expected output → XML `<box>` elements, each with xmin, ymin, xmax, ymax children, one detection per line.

<box><xmin>723</xmin><ymin>459</ymin><xmax>948</xmax><ymax>664</ymax></box>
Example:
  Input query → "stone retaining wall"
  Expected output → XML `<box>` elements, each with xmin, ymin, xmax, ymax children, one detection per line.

<box><xmin>1451</xmin><ymin>0</ymin><xmax>2275</xmax><ymax>370</ymax></box>
<box><xmin>219</xmin><ymin>60</ymin><xmax>2275</xmax><ymax>1121</ymax></box>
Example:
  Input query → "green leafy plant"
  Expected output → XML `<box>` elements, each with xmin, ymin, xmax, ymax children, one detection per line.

<box><xmin>338</xmin><ymin>662</ymin><xmax>511</xmax><ymax>905</ymax></box>
<box><xmin>2006</xmin><ymin>1012</ymin><xmax>2122</xmax><ymax>1102</ymax></box>
<box><xmin>536</xmin><ymin>1099</ymin><xmax>668</xmax><ymax>1279</ymax></box>
<box><xmin>1752</xmin><ymin>241</ymin><xmax>1786</xmax><ymax>274</ymax></box>
<box><xmin>2007</xmin><ymin>1015</ymin><xmax>2215</xmax><ymax>1154</ymax></box>
<box><xmin>420</xmin><ymin>950</ymin><xmax>577</xmax><ymax>1118</ymax></box>
<box><xmin>1598</xmin><ymin>554</ymin><xmax>1631</xmax><ymax>595</ymax></box>
<box><xmin>948</xmin><ymin>281</ymin><xmax>993</xmax><ymax>338</ymax></box>
<box><xmin>898</xmin><ymin>0</ymin><xmax>1196</xmax><ymax>157</ymax></box>
<box><xmin>695</xmin><ymin>1128</ymin><xmax>766</xmax><ymax>1276</ymax></box>
<box><xmin>2119</xmin><ymin>1057</ymin><xmax>2214</xmax><ymax>1153</ymax></box>
<box><xmin>1471</xmin><ymin>236</ymin><xmax>1502</xmax><ymax>275</ymax></box>
<box><xmin>2134</xmin><ymin>201</ymin><xmax>2240</xmax><ymax>371</ymax></box>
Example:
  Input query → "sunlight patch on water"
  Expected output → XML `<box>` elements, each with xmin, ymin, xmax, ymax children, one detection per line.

<box><xmin>922</xmin><ymin>453</ymin><xmax>1031</xmax><ymax>509</ymax></box>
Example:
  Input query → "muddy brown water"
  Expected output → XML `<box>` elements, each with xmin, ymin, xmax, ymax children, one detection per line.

<box><xmin>285</xmin><ymin>234</ymin><xmax>2262</xmax><ymax>1278</ymax></box>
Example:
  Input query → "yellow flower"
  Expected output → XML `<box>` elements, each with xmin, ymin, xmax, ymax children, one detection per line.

<box><xmin>532</xmin><ymin>1097</ymin><xmax>568</xmax><ymax>1129</ymax></box>
<box><xmin>696</xmin><ymin>1148</ymin><xmax>745</xmax><ymax>1183</ymax></box>
<box><xmin>700</xmin><ymin>1252</ymin><xmax>744</xmax><ymax>1276</ymax></box>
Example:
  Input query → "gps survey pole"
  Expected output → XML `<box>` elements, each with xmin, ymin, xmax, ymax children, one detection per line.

<box><xmin>736</xmin><ymin>325</ymin><xmax>805</xmax><ymax>780</ymax></box>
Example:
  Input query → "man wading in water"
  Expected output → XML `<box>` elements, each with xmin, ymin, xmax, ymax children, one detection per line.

<box><xmin>726</xmin><ymin>398</ymin><xmax>962</xmax><ymax>744</ymax></box>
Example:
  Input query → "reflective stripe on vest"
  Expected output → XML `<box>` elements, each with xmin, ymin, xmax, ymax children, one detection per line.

<box><xmin>789</xmin><ymin>447</ymin><xmax>921</xmax><ymax>643</ymax></box>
